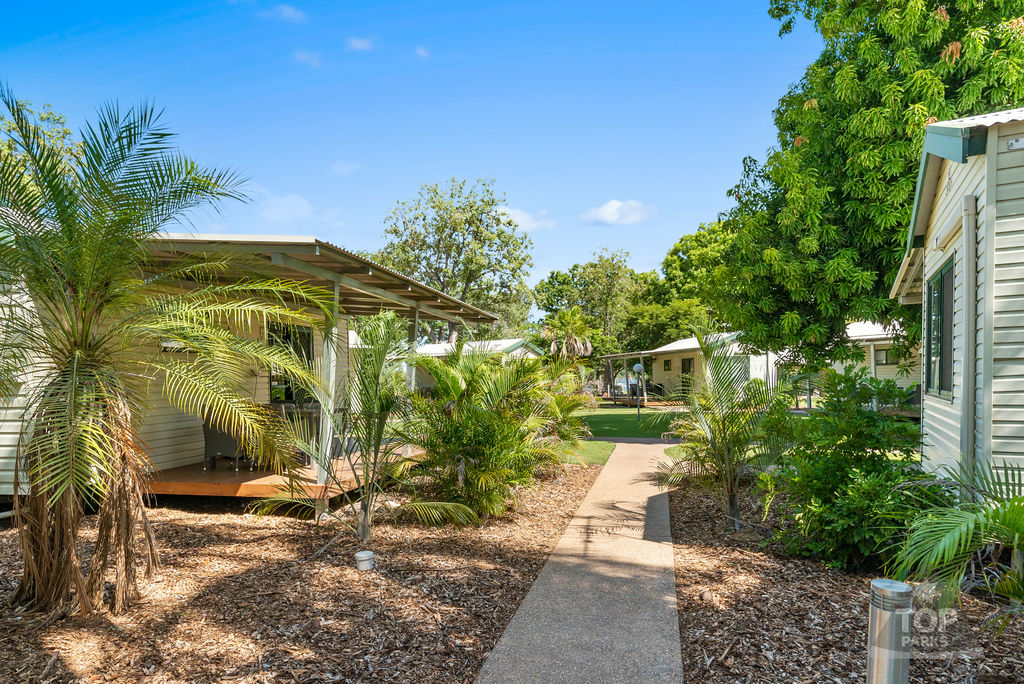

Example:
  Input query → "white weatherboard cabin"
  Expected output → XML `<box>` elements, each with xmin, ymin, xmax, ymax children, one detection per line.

<box><xmin>412</xmin><ymin>338</ymin><xmax>543</xmax><ymax>391</ymax></box>
<box><xmin>648</xmin><ymin>334</ymin><xmax>778</xmax><ymax>395</ymax></box>
<box><xmin>833</xmin><ymin>322</ymin><xmax>922</xmax><ymax>392</ymax></box>
<box><xmin>0</xmin><ymin>234</ymin><xmax>496</xmax><ymax>499</ymax></box>
<box><xmin>891</xmin><ymin>108</ymin><xmax>1024</xmax><ymax>474</ymax></box>
<box><xmin>599</xmin><ymin>334</ymin><xmax>778</xmax><ymax>402</ymax></box>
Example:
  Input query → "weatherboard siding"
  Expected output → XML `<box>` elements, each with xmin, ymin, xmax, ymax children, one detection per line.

<box><xmin>918</xmin><ymin>154</ymin><xmax>986</xmax><ymax>475</ymax></box>
<box><xmin>992</xmin><ymin>121</ymin><xmax>1024</xmax><ymax>467</ymax></box>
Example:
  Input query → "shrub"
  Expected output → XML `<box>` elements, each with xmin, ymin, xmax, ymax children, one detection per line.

<box><xmin>763</xmin><ymin>367</ymin><xmax>943</xmax><ymax>568</ymax></box>
<box><xmin>402</xmin><ymin>347</ymin><xmax>569</xmax><ymax>518</ymax></box>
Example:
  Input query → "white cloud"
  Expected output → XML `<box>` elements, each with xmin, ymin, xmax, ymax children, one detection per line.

<box><xmin>415</xmin><ymin>46</ymin><xmax>431</xmax><ymax>59</ymax></box>
<box><xmin>320</xmin><ymin>207</ymin><xmax>344</xmax><ymax>228</ymax></box>
<box><xmin>260</xmin><ymin>4</ymin><xmax>307</xmax><ymax>23</ymax></box>
<box><xmin>293</xmin><ymin>49</ymin><xmax>321</xmax><ymax>68</ymax></box>
<box><xmin>500</xmin><ymin>206</ymin><xmax>555</xmax><ymax>233</ymax></box>
<box><xmin>346</xmin><ymin>37</ymin><xmax>373</xmax><ymax>51</ymax></box>
<box><xmin>330</xmin><ymin>158</ymin><xmax>360</xmax><ymax>175</ymax></box>
<box><xmin>580</xmin><ymin>199</ymin><xmax>656</xmax><ymax>225</ymax></box>
<box><xmin>259</xmin><ymin>191</ymin><xmax>314</xmax><ymax>223</ymax></box>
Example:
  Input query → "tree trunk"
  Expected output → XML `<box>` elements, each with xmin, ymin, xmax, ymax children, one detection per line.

<box><xmin>727</xmin><ymin>492</ymin><xmax>741</xmax><ymax>532</ymax></box>
<box><xmin>357</xmin><ymin>499</ymin><xmax>371</xmax><ymax>541</ymax></box>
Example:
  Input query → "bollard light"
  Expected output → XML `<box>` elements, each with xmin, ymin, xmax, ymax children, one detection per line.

<box><xmin>867</xmin><ymin>578</ymin><xmax>913</xmax><ymax>684</ymax></box>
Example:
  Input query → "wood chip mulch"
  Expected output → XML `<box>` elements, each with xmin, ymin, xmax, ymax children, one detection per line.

<box><xmin>0</xmin><ymin>464</ymin><xmax>600</xmax><ymax>683</ymax></box>
<box><xmin>669</xmin><ymin>482</ymin><xmax>1024</xmax><ymax>683</ymax></box>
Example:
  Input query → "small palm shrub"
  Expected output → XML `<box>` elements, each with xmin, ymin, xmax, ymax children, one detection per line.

<box><xmin>892</xmin><ymin>464</ymin><xmax>1024</xmax><ymax>627</ymax></box>
<box><xmin>402</xmin><ymin>347</ymin><xmax>564</xmax><ymax>518</ymax></box>
<box><xmin>658</xmin><ymin>332</ymin><xmax>794</xmax><ymax>531</ymax></box>
<box><xmin>762</xmin><ymin>367</ymin><xmax>944</xmax><ymax>568</ymax></box>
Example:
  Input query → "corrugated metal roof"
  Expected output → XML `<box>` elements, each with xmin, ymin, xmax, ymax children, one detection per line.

<box><xmin>930</xmin><ymin>107</ymin><xmax>1024</xmax><ymax>130</ymax></box>
<box><xmin>415</xmin><ymin>338</ymin><xmax>539</xmax><ymax>356</ymax></box>
<box><xmin>845</xmin><ymin>321</ymin><xmax>895</xmax><ymax>341</ymax></box>
<box><xmin>647</xmin><ymin>332</ymin><xmax>737</xmax><ymax>355</ymax></box>
<box><xmin>150</xmin><ymin>233</ymin><xmax>497</xmax><ymax>323</ymax></box>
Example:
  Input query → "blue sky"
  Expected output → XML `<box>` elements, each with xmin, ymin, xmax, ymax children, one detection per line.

<box><xmin>1</xmin><ymin>1</ymin><xmax>822</xmax><ymax>283</ymax></box>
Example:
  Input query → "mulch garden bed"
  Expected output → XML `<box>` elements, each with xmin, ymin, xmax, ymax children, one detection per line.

<box><xmin>669</xmin><ymin>482</ymin><xmax>1024</xmax><ymax>683</ymax></box>
<box><xmin>0</xmin><ymin>463</ymin><xmax>600</xmax><ymax>683</ymax></box>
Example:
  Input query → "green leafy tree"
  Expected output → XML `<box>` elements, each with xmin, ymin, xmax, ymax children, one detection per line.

<box><xmin>0</xmin><ymin>90</ymin><xmax>330</xmax><ymax>613</ymax></box>
<box><xmin>618</xmin><ymin>299</ymin><xmax>708</xmax><ymax>353</ymax></box>
<box><xmin>661</xmin><ymin>222</ymin><xmax>734</xmax><ymax>303</ymax></box>
<box><xmin>713</xmin><ymin>1</ymin><xmax>1024</xmax><ymax>365</ymax></box>
<box><xmin>533</xmin><ymin>248</ymin><xmax>636</xmax><ymax>339</ymax></box>
<box><xmin>373</xmin><ymin>178</ymin><xmax>533</xmax><ymax>342</ymax></box>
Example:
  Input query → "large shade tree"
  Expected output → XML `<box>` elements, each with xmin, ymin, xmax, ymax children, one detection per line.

<box><xmin>0</xmin><ymin>89</ymin><xmax>331</xmax><ymax>614</ymax></box>
<box><xmin>706</xmin><ymin>1</ymin><xmax>1024</xmax><ymax>365</ymax></box>
<box><xmin>372</xmin><ymin>178</ymin><xmax>533</xmax><ymax>342</ymax></box>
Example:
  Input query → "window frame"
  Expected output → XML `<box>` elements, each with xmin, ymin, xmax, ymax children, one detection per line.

<box><xmin>268</xmin><ymin>323</ymin><xmax>315</xmax><ymax>404</ymax></box>
<box><xmin>663</xmin><ymin>358</ymin><xmax>672</xmax><ymax>372</ymax></box>
<box><xmin>925</xmin><ymin>259</ymin><xmax>954</xmax><ymax>399</ymax></box>
<box><xmin>873</xmin><ymin>347</ymin><xmax>898</xmax><ymax>366</ymax></box>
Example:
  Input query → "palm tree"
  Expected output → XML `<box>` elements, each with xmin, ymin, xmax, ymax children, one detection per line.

<box><xmin>657</xmin><ymin>332</ymin><xmax>792</xmax><ymax>531</ymax></box>
<box><xmin>0</xmin><ymin>88</ymin><xmax>331</xmax><ymax>614</ymax></box>
<box><xmin>256</xmin><ymin>311</ymin><xmax>476</xmax><ymax>547</ymax></box>
<box><xmin>892</xmin><ymin>463</ymin><xmax>1024</xmax><ymax>625</ymax></box>
<box><xmin>543</xmin><ymin>306</ymin><xmax>594</xmax><ymax>358</ymax></box>
<box><xmin>403</xmin><ymin>345</ymin><xmax>562</xmax><ymax>517</ymax></box>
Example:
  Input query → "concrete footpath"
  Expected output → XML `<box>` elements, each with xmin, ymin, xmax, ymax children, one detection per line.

<box><xmin>477</xmin><ymin>442</ymin><xmax>683</xmax><ymax>683</ymax></box>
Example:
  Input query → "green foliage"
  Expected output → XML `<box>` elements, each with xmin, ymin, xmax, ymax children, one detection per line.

<box><xmin>764</xmin><ymin>367</ymin><xmax>938</xmax><ymax>567</ymax></box>
<box><xmin>403</xmin><ymin>347</ymin><xmax>582</xmax><ymax>518</ymax></box>
<box><xmin>533</xmin><ymin>248</ymin><xmax>640</xmax><ymax>337</ymax></box>
<box><xmin>661</xmin><ymin>222</ymin><xmax>735</xmax><ymax>303</ymax></box>
<box><xmin>706</xmin><ymin>1</ymin><xmax>1024</xmax><ymax>364</ymax></box>
<box><xmin>659</xmin><ymin>331</ymin><xmax>794</xmax><ymax>530</ymax></box>
<box><xmin>542</xmin><ymin>306</ymin><xmax>596</xmax><ymax>358</ymax></box>
<box><xmin>372</xmin><ymin>177</ymin><xmax>533</xmax><ymax>341</ymax></box>
<box><xmin>617</xmin><ymin>299</ymin><xmax>708</xmax><ymax>354</ymax></box>
<box><xmin>0</xmin><ymin>89</ymin><xmax>330</xmax><ymax>613</ymax></box>
<box><xmin>892</xmin><ymin>462</ymin><xmax>1024</xmax><ymax>627</ymax></box>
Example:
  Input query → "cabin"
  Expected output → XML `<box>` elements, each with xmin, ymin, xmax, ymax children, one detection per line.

<box><xmin>833</xmin><ymin>322</ymin><xmax>922</xmax><ymax>391</ymax></box>
<box><xmin>411</xmin><ymin>338</ymin><xmax>543</xmax><ymax>391</ymax></box>
<box><xmin>600</xmin><ymin>333</ymin><xmax>778</xmax><ymax>404</ymax></box>
<box><xmin>0</xmin><ymin>233</ymin><xmax>496</xmax><ymax>499</ymax></box>
<box><xmin>890</xmin><ymin>108</ymin><xmax>1024</xmax><ymax>474</ymax></box>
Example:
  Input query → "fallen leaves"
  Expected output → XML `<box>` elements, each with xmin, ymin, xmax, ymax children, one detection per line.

<box><xmin>669</xmin><ymin>482</ymin><xmax>1024</xmax><ymax>683</ymax></box>
<box><xmin>0</xmin><ymin>464</ymin><xmax>600</xmax><ymax>683</ymax></box>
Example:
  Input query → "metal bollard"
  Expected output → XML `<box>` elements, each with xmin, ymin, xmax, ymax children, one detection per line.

<box><xmin>867</xmin><ymin>578</ymin><xmax>913</xmax><ymax>684</ymax></box>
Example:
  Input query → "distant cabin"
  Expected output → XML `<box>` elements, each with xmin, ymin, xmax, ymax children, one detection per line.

<box><xmin>832</xmin><ymin>322</ymin><xmax>922</xmax><ymax>391</ymax></box>
<box><xmin>890</xmin><ymin>107</ymin><xmax>1024</xmax><ymax>475</ymax></box>
<box><xmin>646</xmin><ymin>334</ymin><xmax>779</xmax><ymax>396</ymax></box>
<box><xmin>412</xmin><ymin>338</ymin><xmax>543</xmax><ymax>391</ymax></box>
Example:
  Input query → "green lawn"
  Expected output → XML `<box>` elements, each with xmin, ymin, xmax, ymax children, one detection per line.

<box><xmin>579</xmin><ymin>407</ymin><xmax>676</xmax><ymax>439</ymax></box>
<box><xmin>566</xmin><ymin>439</ymin><xmax>616</xmax><ymax>465</ymax></box>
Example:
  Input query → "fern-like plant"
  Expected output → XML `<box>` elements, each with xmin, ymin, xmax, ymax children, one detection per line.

<box><xmin>657</xmin><ymin>331</ymin><xmax>793</xmax><ymax>531</ymax></box>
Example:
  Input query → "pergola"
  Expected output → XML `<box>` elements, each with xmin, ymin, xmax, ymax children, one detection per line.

<box><xmin>148</xmin><ymin>233</ymin><xmax>497</xmax><ymax>490</ymax></box>
<box><xmin>597</xmin><ymin>350</ymin><xmax>653</xmax><ymax>406</ymax></box>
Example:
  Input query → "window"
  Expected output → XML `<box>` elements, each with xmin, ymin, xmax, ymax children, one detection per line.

<box><xmin>663</xmin><ymin>359</ymin><xmax>672</xmax><ymax>372</ymax></box>
<box><xmin>680</xmin><ymin>358</ymin><xmax>694</xmax><ymax>376</ymax></box>
<box><xmin>873</xmin><ymin>347</ymin><xmax>898</xmax><ymax>366</ymax></box>
<box><xmin>268</xmin><ymin>323</ymin><xmax>314</xmax><ymax>403</ymax></box>
<box><xmin>926</xmin><ymin>261</ymin><xmax>954</xmax><ymax>395</ymax></box>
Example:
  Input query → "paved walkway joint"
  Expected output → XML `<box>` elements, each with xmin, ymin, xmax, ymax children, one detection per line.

<box><xmin>478</xmin><ymin>442</ymin><xmax>683</xmax><ymax>683</ymax></box>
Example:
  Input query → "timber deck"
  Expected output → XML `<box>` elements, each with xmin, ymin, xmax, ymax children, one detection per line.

<box><xmin>146</xmin><ymin>459</ymin><xmax>357</xmax><ymax>498</ymax></box>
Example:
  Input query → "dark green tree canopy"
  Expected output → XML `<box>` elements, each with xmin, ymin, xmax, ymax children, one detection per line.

<box><xmin>373</xmin><ymin>178</ymin><xmax>533</xmax><ymax>342</ymax></box>
<box><xmin>707</xmin><ymin>0</ymin><xmax>1024</xmax><ymax>365</ymax></box>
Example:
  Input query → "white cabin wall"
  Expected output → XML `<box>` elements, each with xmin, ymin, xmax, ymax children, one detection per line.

<box><xmin>650</xmin><ymin>351</ymin><xmax>703</xmax><ymax>394</ymax></box>
<box><xmin>991</xmin><ymin>121</ymin><xmax>1024</xmax><ymax>466</ymax></box>
<box><xmin>918</xmin><ymin>153</ymin><xmax>986</xmax><ymax>474</ymax></box>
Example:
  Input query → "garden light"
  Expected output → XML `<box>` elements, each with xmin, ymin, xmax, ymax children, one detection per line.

<box><xmin>867</xmin><ymin>578</ymin><xmax>913</xmax><ymax>684</ymax></box>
